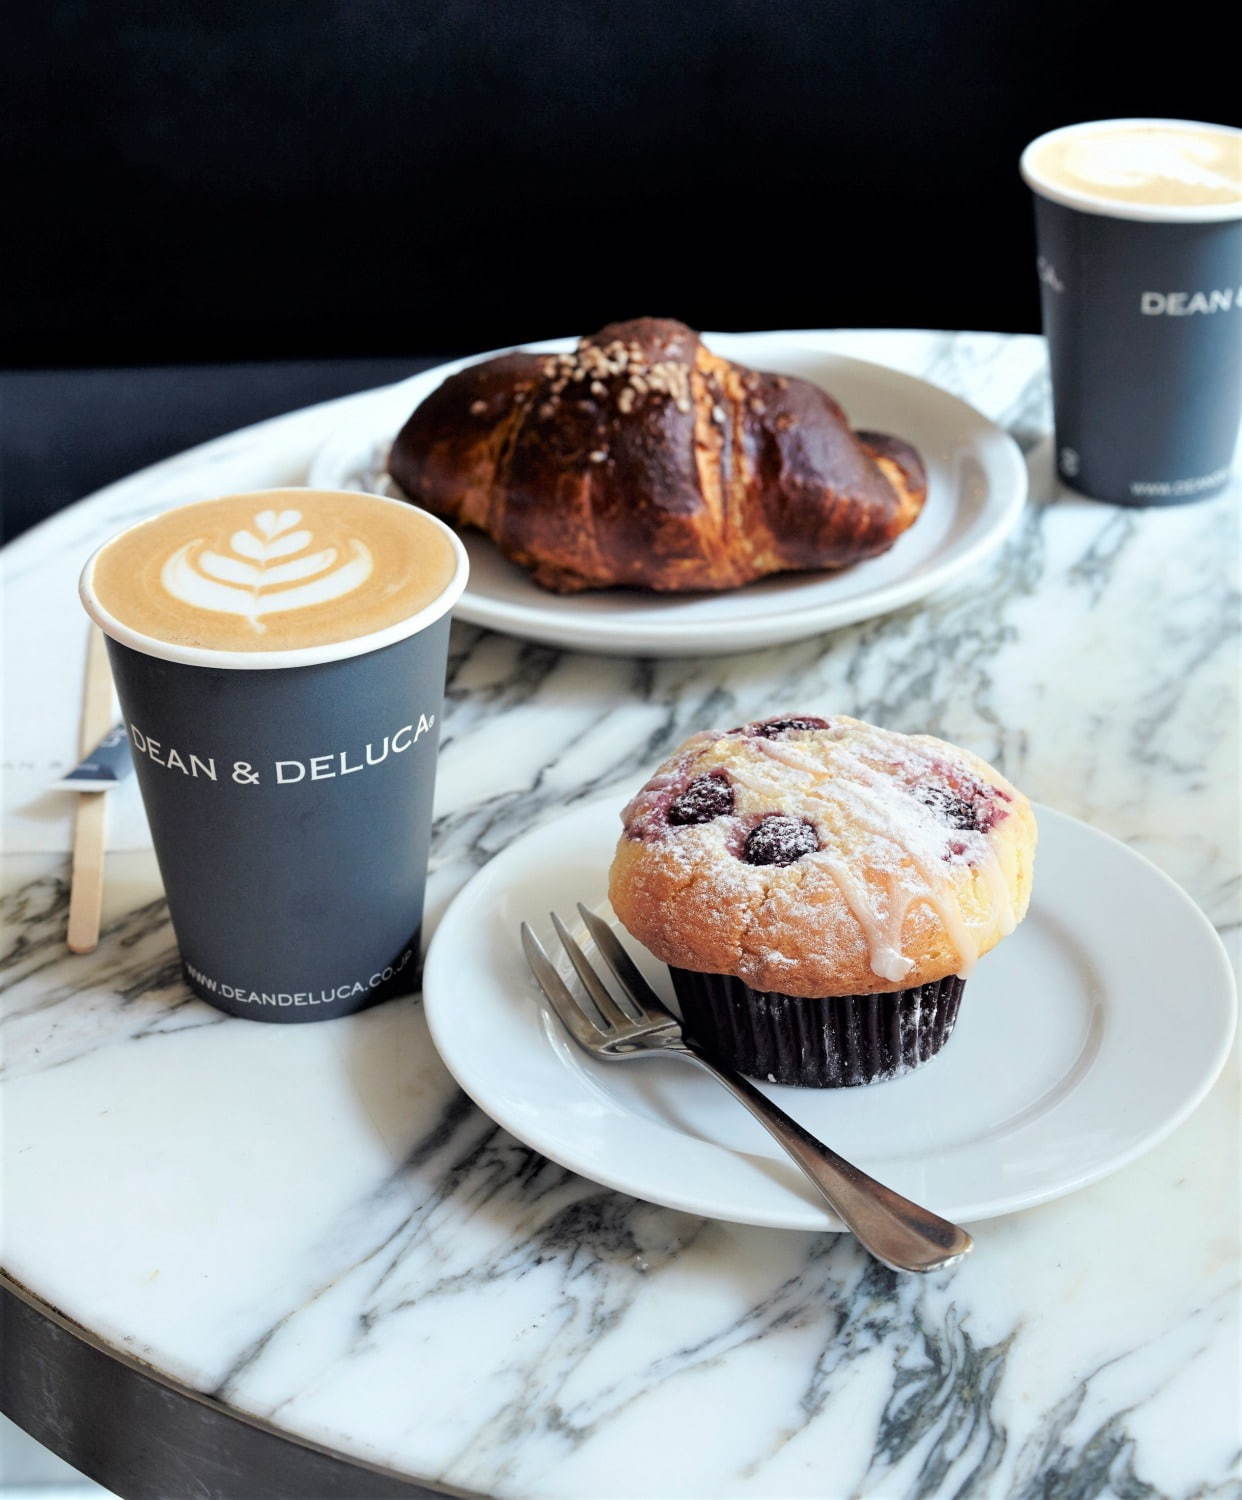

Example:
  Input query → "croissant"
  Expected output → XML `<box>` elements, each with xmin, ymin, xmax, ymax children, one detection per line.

<box><xmin>388</xmin><ymin>318</ymin><xmax>926</xmax><ymax>594</ymax></box>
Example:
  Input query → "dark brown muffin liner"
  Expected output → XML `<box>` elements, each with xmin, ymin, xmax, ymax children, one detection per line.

<box><xmin>668</xmin><ymin>968</ymin><xmax>966</xmax><ymax>1087</ymax></box>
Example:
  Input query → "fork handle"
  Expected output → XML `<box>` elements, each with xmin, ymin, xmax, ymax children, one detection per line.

<box><xmin>678</xmin><ymin>1044</ymin><xmax>972</xmax><ymax>1272</ymax></box>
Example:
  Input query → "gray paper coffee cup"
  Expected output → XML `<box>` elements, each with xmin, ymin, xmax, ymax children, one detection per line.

<box><xmin>81</xmin><ymin>495</ymin><xmax>468</xmax><ymax>1023</ymax></box>
<box><xmin>1021</xmin><ymin>119</ymin><xmax>1242</xmax><ymax>505</ymax></box>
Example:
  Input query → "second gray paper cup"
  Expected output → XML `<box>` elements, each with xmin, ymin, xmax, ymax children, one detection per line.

<box><xmin>1022</xmin><ymin>119</ymin><xmax>1242</xmax><ymax>505</ymax></box>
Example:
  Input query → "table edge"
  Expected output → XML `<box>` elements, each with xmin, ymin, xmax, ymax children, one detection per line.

<box><xmin>0</xmin><ymin>1270</ymin><xmax>481</xmax><ymax>1500</ymax></box>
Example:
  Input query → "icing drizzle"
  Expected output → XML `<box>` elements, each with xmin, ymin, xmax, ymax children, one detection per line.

<box><xmin>740</xmin><ymin>732</ymin><xmax>1010</xmax><ymax>980</ymax></box>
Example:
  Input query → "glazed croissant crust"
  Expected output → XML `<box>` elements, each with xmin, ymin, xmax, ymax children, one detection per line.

<box><xmin>388</xmin><ymin>318</ymin><xmax>926</xmax><ymax>593</ymax></box>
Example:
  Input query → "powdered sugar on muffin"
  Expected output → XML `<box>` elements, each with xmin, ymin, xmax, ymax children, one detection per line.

<box><xmin>609</xmin><ymin>715</ymin><xmax>1037</xmax><ymax>997</ymax></box>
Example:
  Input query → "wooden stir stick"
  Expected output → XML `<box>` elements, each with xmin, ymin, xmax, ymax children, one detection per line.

<box><xmin>67</xmin><ymin>627</ymin><xmax>115</xmax><ymax>954</ymax></box>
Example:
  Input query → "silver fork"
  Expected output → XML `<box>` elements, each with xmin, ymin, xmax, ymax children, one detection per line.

<box><xmin>521</xmin><ymin>905</ymin><xmax>973</xmax><ymax>1274</ymax></box>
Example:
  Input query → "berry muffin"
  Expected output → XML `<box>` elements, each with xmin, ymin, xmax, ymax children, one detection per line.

<box><xmin>608</xmin><ymin>715</ymin><xmax>1037</xmax><ymax>1086</ymax></box>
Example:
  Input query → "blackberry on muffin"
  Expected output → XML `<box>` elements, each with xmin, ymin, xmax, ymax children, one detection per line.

<box><xmin>609</xmin><ymin>715</ymin><xmax>1037</xmax><ymax>1087</ymax></box>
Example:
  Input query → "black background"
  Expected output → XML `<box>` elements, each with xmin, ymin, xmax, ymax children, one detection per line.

<box><xmin>8</xmin><ymin>0</ymin><xmax>1238</xmax><ymax>369</ymax></box>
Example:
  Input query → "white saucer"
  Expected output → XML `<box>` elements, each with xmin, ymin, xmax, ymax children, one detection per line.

<box><xmin>309</xmin><ymin>331</ymin><xmax>1028</xmax><ymax>657</ymax></box>
<box><xmin>423</xmin><ymin>796</ymin><xmax>1236</xmax><ymax>1231</ymax></box>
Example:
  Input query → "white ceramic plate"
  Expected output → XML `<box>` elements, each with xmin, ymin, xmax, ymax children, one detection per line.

<box><xmin>309</xmin><ymin>331</ymin><xmax>1028</xmax><ymax>657</ymax></box>
<box><xmin>423</xmin><ymin>797</ymin><xmax>1236</xmax><ymax>1231</ymax></box>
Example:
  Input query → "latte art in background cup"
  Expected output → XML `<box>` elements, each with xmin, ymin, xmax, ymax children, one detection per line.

<box><xmin>1021</xmin><ymin>119</ymin><xmax>1242</xmax><ymax>506</ymax></box>
<box><xmin>81</xmin><ymin>488</ymin><xmax>469</xmax><ymax>1023</ymax></box>
<box><xmin>1026</xmin><ymin>121</ymin><xmax>1242</xmax><ymax>212</ymax></box>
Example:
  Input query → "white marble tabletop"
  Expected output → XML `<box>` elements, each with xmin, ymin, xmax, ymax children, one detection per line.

<box><xmin>2</xmin><ymin>331</ymin><xmax>1238</xmax><ymax>1500</ymax></box>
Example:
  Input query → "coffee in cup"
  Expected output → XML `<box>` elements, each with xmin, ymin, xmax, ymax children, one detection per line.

<box><xmin>1025</xmin><ymin>121</ymin><xmax>1241</xmax><ymax>211</ymax></box>
<box><xmin>90</xmin><ymin>488</ymin><xmax>459</xmax><ymax>654</ymax></box>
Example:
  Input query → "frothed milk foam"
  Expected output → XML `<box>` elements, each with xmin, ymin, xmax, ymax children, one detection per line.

<box><xmin>1028</xmin><ymin>122</ymin><xmax>1241</xmax><ymax>210</ymax></box>
<box><xmin>90</xmin><ymin>489</ymin><xmax>459</xmax><ymax>653</ymax></box>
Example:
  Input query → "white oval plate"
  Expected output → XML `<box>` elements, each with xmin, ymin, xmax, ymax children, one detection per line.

<box><xmin>423</xmin><ymin>797</ymin><xmax>1236</xmax><ymax>1231</ymax></box>
<box><xmin>310</xmin><ymin>331</ymin><xmax>1028</xmax><ymax>657</ymax></box>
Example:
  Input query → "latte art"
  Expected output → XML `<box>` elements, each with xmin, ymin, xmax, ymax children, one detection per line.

<box><xmin>1027</xmin><ymin>122</ymin><xmax>1242</xmax><ymax>210</ymax></box>
<box><xmin>1065</xmin><ymin>134</ymin><xmax>1238</xmax><ymax>198</ymax></box>
<box><xmin>88</xmin><ymin>489</ymin><xmax>461</xmax><ymax>654</ymax></box>
<box><xmin>161</xmin><ymin>508</ymin><xmax>375</xmax><ymax>631</ymax></box>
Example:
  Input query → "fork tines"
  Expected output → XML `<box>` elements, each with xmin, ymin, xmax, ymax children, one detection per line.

<box><xmin>521</xmin><ymin>906</ymin><xmax>677</xmax><ymax>1052</ymax></box>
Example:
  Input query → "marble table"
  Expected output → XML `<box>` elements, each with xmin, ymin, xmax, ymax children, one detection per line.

<box><xmin>2</xmin><ymin>331</ymin><xmax>1238</xmax><ymax>1500</ymax></box>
